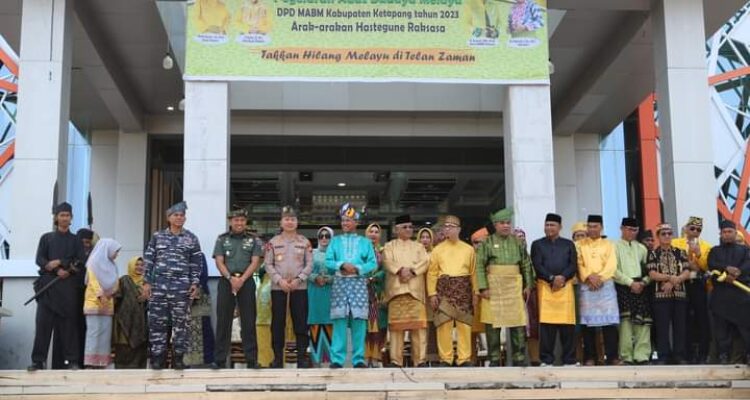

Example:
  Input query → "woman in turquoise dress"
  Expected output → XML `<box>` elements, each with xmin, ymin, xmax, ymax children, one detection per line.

<box><xmin>308</xmin><ymin>227</ymin><xmax>334</xmax><ymax>366</ymax></box>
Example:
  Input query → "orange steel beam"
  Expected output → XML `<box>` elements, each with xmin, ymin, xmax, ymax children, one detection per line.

<box><xmin>0</xmin><ymin>141</ymin><xmax>13</xmax><ymax>169</ymax></box>
<box><xmin>637</xmin><ymin>94</ymin><xmax>662</xmax><ymax>230</ymax></box>
<box><xmin>732</xmin><ymin>141</ymin><xmax>750</xmax><ymax>221</ymax></box>
<box><xmin>0</xmin><ymin>80</ymin><xmax>17</xmax><ymax>93</ymax></box>
<box><xmin>708</xmin><ymin>65</ymin><xmax>750</xmax><ymax>86</ymax></box>
<box><xmin>0</xmin><ymin>48</ymin><xmax>18</xmax><ymax>76</ymax></box>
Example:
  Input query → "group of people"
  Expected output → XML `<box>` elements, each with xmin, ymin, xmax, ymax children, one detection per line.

<box><xmin>27</xmin><ymin>199</ymin><xmax>750</xmax><ymax>370</ymax></box>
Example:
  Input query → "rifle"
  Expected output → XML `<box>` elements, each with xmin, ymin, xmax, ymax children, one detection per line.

<box><xmin>24</xmin><ymin>261</ymin><xmax>80</xmax><ymax>306</ymax></box>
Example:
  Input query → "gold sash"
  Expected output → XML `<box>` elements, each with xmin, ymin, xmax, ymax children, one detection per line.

<box><xmin>537</xmin><ymin>279</ymin><xmax>576</xmax><ymax>325</ymax></box>
<box><xmin>480</xmin><ymin>264</ymin><xmax>527</xmax><ymax>328</ymax></box>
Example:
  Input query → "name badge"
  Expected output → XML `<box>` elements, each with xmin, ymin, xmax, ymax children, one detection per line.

<box><xmin>276</xmin><ymin>254</ymin><xmax>284</xmax><ymax>262</ymax></box>
<box><xmin>493</xmin><ymin>244</ymin><xmax>499</xmax><ymax>249</ymax></box>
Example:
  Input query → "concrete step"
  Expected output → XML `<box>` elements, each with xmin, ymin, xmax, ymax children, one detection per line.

<box><xmin>1</xmin><ymin>365</ymin><xmax>748</xmax><ymax>399</ymax></box>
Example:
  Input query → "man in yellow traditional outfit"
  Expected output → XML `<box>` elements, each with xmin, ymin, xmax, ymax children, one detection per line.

<box><xmin>382</xmin><ymin>215</ymin><xmax>429</xmax><ymax>367</ymax></box>
<box><xmin>530</xmin><ymin>213</ymin><xmax>577</xmax><ymax>366</ymax></box>
<box><xmin>577</xmin><ymin>215</ymin><xmax>621</xmax><ymax>366</ymax></box>
<box><xmin>476</xmin><ymin>207</ymin><xmax>534</xmax><ymax>366</ymax></box>
<box><xmin>671</xmin><ymin>216</ymin><xmax>713</xmax><ymax>364</ymax></box>
<box><xmin>427</xmin><ymin>215</ymin><xmax>478</xmax><ymax>367</ymax></box>
<box><xmin>194</xmin><ymin>0</ymin><xmax>230</xmax><ymax>34</ymax></box>
<box><xmin>235</xmin><ymin>0</ymin><xmax>271</xmax><ymax>34</ymax></box>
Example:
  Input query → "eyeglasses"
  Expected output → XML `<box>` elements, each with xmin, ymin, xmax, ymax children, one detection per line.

<box><xmin>318</xmin><ymin>234</ymin><xmax>331</xmax><ymax>239</ymax></box>
<box><xmin>659</xmin><ymin>231</ymin><xmax>673</xmax><ymax>236</ymax></box>
<box><xmin>688</xmin><ymin>226</ymin><xmax>702</xmax><ymax>232</ymax></box>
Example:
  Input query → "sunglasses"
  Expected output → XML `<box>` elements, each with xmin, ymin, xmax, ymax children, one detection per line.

<box><xmin>318</xmin><ymin>233</ymin><xmax>331</xmax><ymax>239</ymax></box>
<box><xmin>659</xmin><ymin>231</ymin><xmax>673</xmax><ymax>236</ymax></box>
<box><xmin>688</xmin><ymin>226</ymin><xmax>702</xmax><ymax>232</ymax></box>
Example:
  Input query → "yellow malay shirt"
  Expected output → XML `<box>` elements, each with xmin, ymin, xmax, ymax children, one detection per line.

<box><xmin>382</xmin><ymin>239</ymin><xmax>429</xmax><ymax>303</ymax></box>
<box><xmin>671</xmin><ymin>237</ymin><xmax>711</xmax><ymax>272</ymax></box>
<box><xmin>427</xmin><ymin>240</ymin><xmax>479</xmax><ymax>297</ymax></box>
<box><xmin>576</xmin><ymin>237</ymin><xmax>617</xmax><ymax>282</ymax></box>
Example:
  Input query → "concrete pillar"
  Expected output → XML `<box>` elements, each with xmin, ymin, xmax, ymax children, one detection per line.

<box><xmin>574</xmin><ymin>133</ymin><xmax>603</xmax><ymax>221</ymax></box>
<box><xmin>10</xmin><ymin>0</ymin><xmax>74</xmax><ymax>259</ymax></box>
<box><xmin>554</xmin><ymin>135</ymin><xmax>578</xmax><ymax>230</ymax></box>
<box><xmin>503</xmin><ymin>85</ymin><xmax>556</xmax><ymax>243</ymax></box>
<box><xmin>183</xmin><ymin>81</ymin><xmax>229</xmax><ymax>274</ymax></box>
<box><xmin>652</xmin><ymin>0</ymin><xmax>718</xmax><ymax>240</ymax></box>
<box><xmin>114</xmin><ymin>132</ymin><xmax>148</xmax><ymax>271</ymax></box>
<box><xmin>2</xmin><ymin>0</ymin><xmax>74</xmax><ymax>369</ymax></box>
<box><xmin>89</xmin><ymin>131</ymin><xmax>118</xmax><ymax>238</ymax></box>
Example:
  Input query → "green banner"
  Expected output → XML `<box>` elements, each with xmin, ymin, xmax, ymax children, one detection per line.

<box><xmin>185</xmin><ymin>0</ymin><xmax>549</xmax><ymax>83</ymax></box>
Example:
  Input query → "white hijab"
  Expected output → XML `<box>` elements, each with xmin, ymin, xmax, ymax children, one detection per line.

<box><xmin>86</xmin><ymin>238</ymin><xmax>122</xmax><ymax>292</ymax></box>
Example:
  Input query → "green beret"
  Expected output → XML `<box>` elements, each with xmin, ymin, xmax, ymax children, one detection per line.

<box><xmin>490</xmin><ymin>207</ymin><xmax>513</xmax><ymax>223</ymax></box>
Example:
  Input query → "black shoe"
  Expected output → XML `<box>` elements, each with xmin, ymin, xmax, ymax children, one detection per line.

<box><xmin>718</xmin><ymin>354</ymin><xmax>730</xmax><ymax>365</ymax></box>
<box><xmin>330</xmin><ymin>363</ymin><xmax>342</xmax><ymax>369</ymax></box>
<box><xmin>384</xmin><ymin>362</ymin><xmax>400</xmax><ymax>368</ymax></box>
<box><xmin>353</xmin><ymin>362</ymin><xmax>367</xmax><ymax>368</ymax></box>
<box><xmin>651</xmin><ymin>359</ymin><xmax>667</xmax><ymax>366</ymax></box>
<box><xmin>173</xmin><ymin>354</ymin><xmax>186</xmax><ymax>370</ymax></box>
<box><xmin>457</xmin><ymin>361</ymin><xmax>473</xmax><ymax>367</ymax></box>
<box><xmin>67</xmin><ymin>363</ymin><xmax>81</xmax><ymax>371</ymax></box>
<box><xmin>151</xmin><ymin>356</ymin><xmax>164</xmax><ymax>370</ymax></box>
<box><xmin>270</xmin><ymin>360</ymin><xmax>283</xmax><ymax>369</ymax></box>
<box><xmin>488</xmin><ymin>360</ymin><xmax>501</xmax><ymax>367</ymax></box>
<box><xmin>416</xmin><ymin>363</ymin><xmax>428</xmax><ymax>368</ymax></box>
<box><xmin>247</xmin><ymin>360</ymin><xmax>260</xmax><ymax>369</ymax></box>
<box><xmin>436</xmin><ymin>361</ymin><xmax>453</xmax><ymax>367</ymax></box>
<box><xmin>210</xmin><ymin>362</ymin><xmax>225</xmax><ymax>370</ymax></box>
<box><xmin>27</xmin><ymin>362</ymin><xmax>44</xmax><ymax>372</ymax></box>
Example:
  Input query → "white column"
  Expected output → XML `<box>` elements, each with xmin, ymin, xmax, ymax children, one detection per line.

<box><xmin>89</xmin><ymin>131</ymin><xmax>118</xmax><ymax>238</ymax></box>
<box><xmin>652</xmin><ymin>0</ymin><xmax>718</xmax><ymax>240</ymax></box>
<box><xmin>184</xmin><ymin>81</ymin><xmax>229</xmax><ymax>273</ymax></box>
<box><xmin>554</xmin><ymin>135</ymin><xmax>577</xmax><ymax>229</ymax></box>
<box><xmin>114</xmin><ymin>132</ymin><xmax>148</xmax><ymax>272</ymax></box>
<box><xmin>574</xmin><ymin>133</ymin><xmax>603</xmax><ymax>220</ymax></box>
<box><xmin>10</xmin><ymin>0</ymin><xmax>73</xmax><ymax>258</ymax></box>
<box><xmin>503</xmin><ymin>85</ymin><xmax>556</xmax><ymax>242</ymax></box>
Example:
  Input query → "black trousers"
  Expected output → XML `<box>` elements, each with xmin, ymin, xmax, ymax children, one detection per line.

<box><xmin>713</xmin><ymin>313</ymin><xmax>750</xmax><ymax>360</ymax></box>
<box><xmin>32</xmin><ymin>302</ymin><xmax>80</xmax><ymax>366</ymax></box>
<box><xmin>653</xmin><ymin>300</ymin><xmax>687</xmax><ymax>361</ymax></box>
<box><xmin>685</xmin><ymin>280</ymin><xmax>711</xmax><ymax>362</ymax></box>
<box><xmin>540</xmin><ymin>323</ymin><xmax>576</xmax><ymax>365</ymax></box>
<box><xmin>215</xmin><ymin>278</ymin><xmax>258</xmax><ymax>364</ymax></box>
<box><xmin>271</xmin><ymin>289</ymin><xmax>308</xmax><ymax>365</ymax></box>
<box><xmin>583</xmin><ymin>325</ymin><xmax>618</xmax><ymax>363</ymax></box>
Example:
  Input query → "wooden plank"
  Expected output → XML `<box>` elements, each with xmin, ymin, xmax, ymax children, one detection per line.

<box><xmin>4</xmin><ymin>388</ymin><xmax>750</xmax><ymax>400</ymax></box>
<box><xmin>3</xmin><ymin>365</ymin><xmax>748</xmax><ymax>386</ymax></box>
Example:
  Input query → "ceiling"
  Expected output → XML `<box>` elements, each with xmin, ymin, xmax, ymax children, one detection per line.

<box><xmin>0</xmin><ymin>0</ymin><xmax>746</xmax><ymax>136</ymax></box>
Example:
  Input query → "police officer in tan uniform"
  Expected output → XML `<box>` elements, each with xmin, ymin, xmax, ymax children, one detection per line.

<box><xmin>265</xmin><ymin>206</ymin><xmax>313</xmax><ymax>368</ymax></box>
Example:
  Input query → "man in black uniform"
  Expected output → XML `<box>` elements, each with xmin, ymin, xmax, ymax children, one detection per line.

<box><xmin>28</xmin><ymin>202</ymin><xmax>86</xmax><ymax>371</ymax></box>
<box><xmin>707</xmin><ymin>220</ymin><xmax>750</xmax><ymax>365</ymax></box>
<box><xmin>211</xmin><ymin>207</ymin><xmax>263</xmax><ymax>369</ymax></box>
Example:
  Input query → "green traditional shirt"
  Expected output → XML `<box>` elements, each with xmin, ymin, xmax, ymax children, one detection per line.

<box><xmin>614</xmin><ymin>239</ymin><xmax>650</xmax><ymax>286</ymax></box>
<box><xmin>212</xmin><ymin>231</ymin><xmax>263</xmax><ymax>274</ymax></box>
<box><xmin>475</xmin><ymin>234</ymin><xmax>534</xmax><ymax>290</ymax></box>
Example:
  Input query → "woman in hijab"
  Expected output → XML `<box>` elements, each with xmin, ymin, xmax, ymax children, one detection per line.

<box><xmin>364</xmin><ymin>223</ymin><xmax>387</xmax><ymax>367</ymax></box>
<box><xmin>185</xmin><ymin>254</ymin><xmax>216</xmax><ymax>367</ymax></box>
<box><xmin>308</xmin><ymin>226</ymin><xmax>334</xmax><ymax>366</ymax></box>
<box><xmin>113</xmin><ymin>256</ymin><xmax>148</xmax><ymax>368</ymax></box>
<box><xmin>83</xmin><ymin>238</ymin><xmax>121</xmax><ymax>368</ymax></box>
